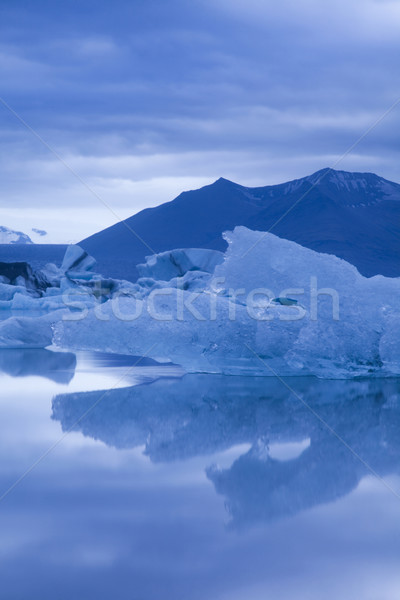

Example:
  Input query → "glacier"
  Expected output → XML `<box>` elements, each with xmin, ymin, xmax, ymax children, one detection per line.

<box><xmin>52</xmin><ymin>227</ymin><xmax>400</xmax><ymax>378</ymax></box>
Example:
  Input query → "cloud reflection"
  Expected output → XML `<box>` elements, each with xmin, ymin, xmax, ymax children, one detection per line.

<box><xmin>52</xmin><ymin>374</ymin><xmax>400</xmax><ymax>527</ymax></box>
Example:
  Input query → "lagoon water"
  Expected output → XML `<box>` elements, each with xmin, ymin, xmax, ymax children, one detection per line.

<box><xmin>0</xmin><ymin>348</ymin><xmax>399</xmax><ymax>599</ymax></box>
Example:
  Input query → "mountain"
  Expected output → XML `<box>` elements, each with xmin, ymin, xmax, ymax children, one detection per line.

<box><xmin>0</xmin><ymin>226</ymin><xmax>33</xmax><ymax>244</ymax></box>
<box><xmin>81</xmin><ymin>168</ymin><xmax>400</xmax><ymax>279</ymax></box>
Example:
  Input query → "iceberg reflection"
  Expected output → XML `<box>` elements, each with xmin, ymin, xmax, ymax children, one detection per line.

<box><xmin>0</xmin><ymin>348</ymin><xmax>76</xmax><ymax>384</ymax></box>
<box><xmin>52</xmin><ymin>375</ymin><xmax>400</xmax><ymax>526</ymax></box>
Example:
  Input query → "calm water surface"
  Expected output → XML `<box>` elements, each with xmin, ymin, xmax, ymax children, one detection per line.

<box><xmin>0</xmin><ymin>348</ymin><xmax>399</xmax><ymax>599</ymax></box>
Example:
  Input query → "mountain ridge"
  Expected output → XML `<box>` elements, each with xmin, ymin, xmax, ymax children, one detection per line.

<box><xmin>0</xmin><ymin>226</ymin><xmax>33</xmax><ymax>245</ymax></box>
<box><xmin>81</xmin><ymin>168</ymin><xmax>400</xmax><ymax>280</ymax></box>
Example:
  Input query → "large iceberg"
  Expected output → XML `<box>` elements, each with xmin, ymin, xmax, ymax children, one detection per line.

<box><xmin>53</xmin><ymin>227</ymin><xmax>400</xmax><ymax>377</ymax></box>
<box><xmin>1</xmin><ymin>227</ymin><xmax>399</xmax><ymax>373</ymax></box>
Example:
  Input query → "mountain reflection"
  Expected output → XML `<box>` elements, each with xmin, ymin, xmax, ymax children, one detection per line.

<box><xmin>52</xmin><ymin>375</ymin><xmax>400</xmax><ymax>527</ymax></box>
<box><xmin>0</xmin><ymin>348</ymin><xmax>76</xmax><ymax>384</ymax></box>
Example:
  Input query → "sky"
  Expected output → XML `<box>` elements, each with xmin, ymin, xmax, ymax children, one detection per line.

<box><xmin>0</xmin><ymin>0</ymin><xmax>399</xmax><ymax>243</ymax></box>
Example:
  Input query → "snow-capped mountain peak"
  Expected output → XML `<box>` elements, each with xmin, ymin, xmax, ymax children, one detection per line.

<box><xmin>0</xmin><ymin>226</ymin><xmax>33</xmax><ymax>244</ymax></box>
<box><xmin>305</xmin><ymin>168</ymin><xmax>400</xmax><ymax>202</ymax></box>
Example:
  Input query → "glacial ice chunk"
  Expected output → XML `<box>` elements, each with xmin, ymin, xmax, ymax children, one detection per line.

<box><xmin>0</xmin><ymin>310</ymin><xmax>66</xmax><ymax>348</ymax></box>
<box><xmin>61</xmin><ymin>245</ymin><xmax>97</xmax><ymax>274</ymax></box>
<box><xmin>137</xmin><ymin>248</ymin><xmax>224</xmax><ymax>281</ymax></box>
<box><xmin>0</xmin><ymin>283</ymin><xmax>31</xmax><ymax>301</ymax></box>
<box><xmin>36</xmin><ymin>263</ymin><xmax>63</xmax><ymax>287</ymax></box>
<box><xmin>0</xmin><ymin>261</ymin><xmax>43</xmax><ymax>293</ymax></box>
<box><xmin>53</xmin><ymin>227</ymin><xmax>400</xmax><ymax>377</ymax></box>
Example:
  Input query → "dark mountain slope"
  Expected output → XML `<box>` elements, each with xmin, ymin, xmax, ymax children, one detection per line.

<box><xmin>81</xmin><ymin>168</ymin><xmax>400</xmax><ymax>279</ymax></box>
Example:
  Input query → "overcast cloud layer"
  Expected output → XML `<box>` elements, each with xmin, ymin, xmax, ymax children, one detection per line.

<box><xmin>0</xmin><ymin>0</ymin><xmax>399</xmax><ymax>242</ymax></box>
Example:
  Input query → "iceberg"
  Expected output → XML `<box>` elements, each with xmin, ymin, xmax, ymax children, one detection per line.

<box><xmin>0</xmin><ymin>310</ymin><xmax>66</xmax><ymax>348</ymax></box>
<box><xmin>0</xmin><ymin>261</ymin><xmax>45</xmax><ymax>294</ymax></box>
<box><xmin>0</xmin><ymin>245</ymin><xmax>110</xmax><ymax>315</ymax></box>
<box><xmin>53</xmin><ymin>227</ymin><xmax>400</xmax><ymax>377</ymax></box>
<box><xmin>0</xmin><ymin>244</ymin><xmax>109</xmax><ymax>347</ymax></box>
<box><xmin>133</xmin><ymin>248</ymin><xmax>225</xmax><ymax>297</ymax></box>
<box><xmin>0</xmin><ymin>283</ymin><xmax>31</xmax><ymax>301</ymax></box>
<box><xmin>137</xmin><ymin>248</ymin><xmax>224</xmax><ymax>281</ymax></box>
<box><xmin>61</xmin><ymin>244</ymin><xmax>97</xmax><ymax>275</ymax></box>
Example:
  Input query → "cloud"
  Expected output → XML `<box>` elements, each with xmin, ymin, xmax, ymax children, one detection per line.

<box><xmin>0</xmin><ymin>0</ymin><xmax>399</xmax><ymax>241</ymax></box>
<box><xmin>209</xmin><ymin>0</ymin><xmax>400</xmax><ymax>41</ymax></box>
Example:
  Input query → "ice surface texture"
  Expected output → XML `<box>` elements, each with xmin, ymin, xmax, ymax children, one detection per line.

<box><xmin>61</xmin><ymin>245</ymin><xmax>97</xmax><ymax>275</ymax></box>
<box><xmin>0</xmin><ymin>311</ymin><xmax>66</xmax><ymax>348</ymax></box>
<box><xmin>54</xmin><ymin>227</ymin><xmax>400</xmax><ymax>377</ymax></box>
<box><xmin>137</xmin><ymin>248</ymin><xmax>224</xmax><ymax>280</ymax></box>
<box><xmin>0</xmin><ymin>245</ymin><xmax>108</xmax><ymax>313</ymax></box>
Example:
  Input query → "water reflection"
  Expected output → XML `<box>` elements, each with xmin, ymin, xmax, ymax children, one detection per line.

<box><xmin>0</xmin><ymin>348</ymin><xmax>76</xmax><ymax>384</ymax></box>
<box><xmin>52</xmin><ymin>375</ymin><xmax>400</xmax><ymax>527</ymax></box>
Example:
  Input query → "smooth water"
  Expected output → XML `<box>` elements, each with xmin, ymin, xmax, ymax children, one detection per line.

<box><xmin>0</xmin><ymin>349</ymin><xmax>399</xmax><ymax>599</ymax></box>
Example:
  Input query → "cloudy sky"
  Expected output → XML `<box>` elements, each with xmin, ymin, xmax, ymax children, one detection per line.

<box><xmin>0</xmin><ymin>0</ymin><xmax>399</xmax><ymax>242</ymax></box>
